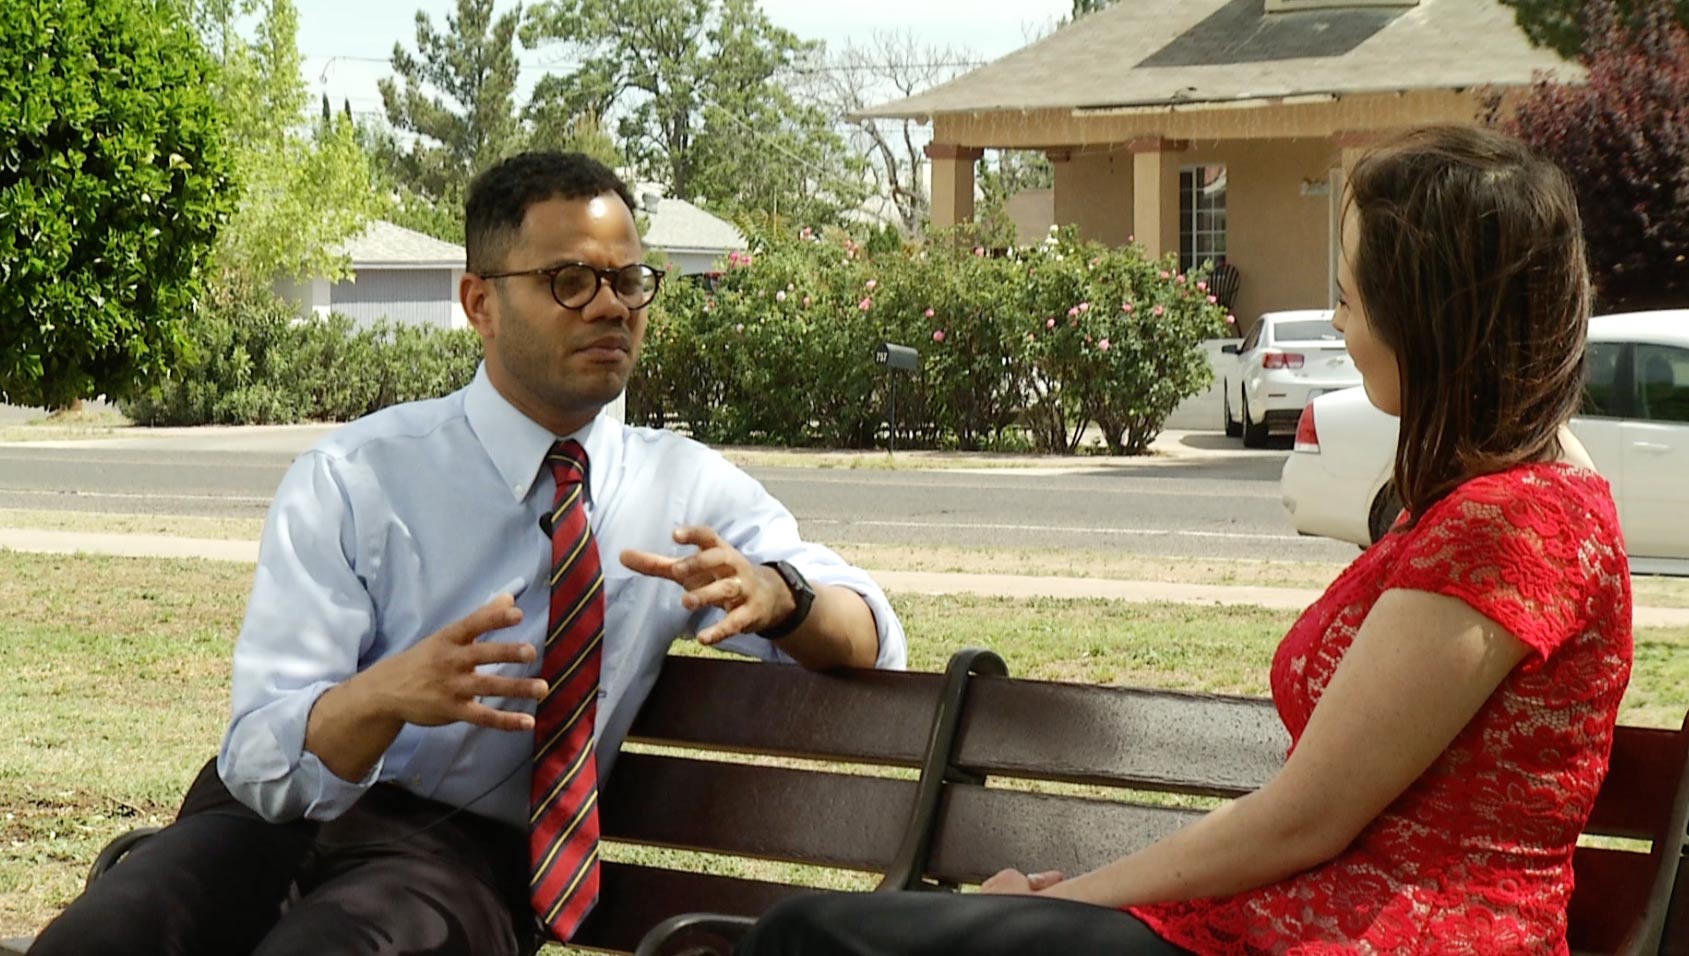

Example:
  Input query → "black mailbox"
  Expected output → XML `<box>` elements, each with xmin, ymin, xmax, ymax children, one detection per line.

<box><xmin>874</xmin><ymin>342</ymin><xmax>919</xmax><ymax>372</ymax></box>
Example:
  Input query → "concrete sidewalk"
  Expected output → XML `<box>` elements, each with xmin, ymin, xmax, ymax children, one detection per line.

<box><xmin>6</xmin><ymin>527</ymin><xmax>1687</xmax><ymax>628</ymax></box>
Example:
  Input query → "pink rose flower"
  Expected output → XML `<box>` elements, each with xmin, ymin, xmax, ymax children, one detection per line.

<box><xmin>1098</xmin><ymin>338</ymin><xmax>1111</xmax><ymax>351</ymax></box>
<box><xmin>1197</xmin><ymin>281</ymin><xmax>1209</xmax><ymax>292</ymax></box>
<box><xmin>1122</xmin><ymin>302</ymin><xmax>1134</xmax><ymax>313</ymax></box>
<box><xmin>1153</xmin><ymin>305</ymin><xmax>1165</xmax><ymax>317</ymax></box>
<box><xmin>924</xmin><ymin>308</ymin><xmax>935</xmax><ymax>318</ymax></box>
<box><xmin>866</xmin><ymin>279</ymin><xmax>878</xmax><ymax>290</ymax></box>
<box><xmin>803</xmin><ymin>296</ymin><xmax>812</xmax><ymax>307</ymax></box>
<box><xmin>859</xmin><ymin>297</ymin><xmax>873</xmax><ymax>311</ymax></box>
<box><xmin>933</xmin><ymin>330</ymin><xmax>946</xmax><ymax>343</ymax></box>
<box><xmin>1067</xmin><ymin>307</ymin><xmax>1079</xmax><ymax>318</ymax></box>
<box><xmin>1046</xmin><ymin>318</ymin><xmax>1057</xmax><ymax>329</ymax></box>
<box><xmin>1159</xmin><ymin>270</ymin><xmax>1171</xmax><ymax>279</ymax></box>
<box><xmin>1078</xmin><ymin>302</ymin><xmax>1091</xmax><ymax>313</ymax></box>
<box><xmin>1207</xmin><ymin>295</ymin><xmax>1218</xmax><ymax>304</ymax></box>
<box><xmin>1176</xmin><ymin>274</ymin><xmax>1186</xmax><ymax>284</ymax></box>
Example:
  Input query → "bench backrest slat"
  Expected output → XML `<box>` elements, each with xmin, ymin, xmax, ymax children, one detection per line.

<box><xmin>925</xmin><ymin>784</ymin><xmax>1202</xmax><ymax>886</ymax></box>
<box><xmin>600</xmin><ymin>753</ymin><xmax>915</xmax><ymax>872</ymax></box>
<box><xmin>1587</xmin><ymin>724</ymin><xmax>1689</xmax><ymax>839</ymax></box>
<box><xmin>1568</xmin><ymin>846</ymin><xmax>1666</xmax><ymax>955</ymax></box>
<box><xmin>626</xmin><ymin>657</ymin><xmax>940</xmax><ymax>766</ymax></box>
<box><xmin>954</xmin><ymin>677</ymin><xmax>1287</xmax><ymax>796</ymax></box>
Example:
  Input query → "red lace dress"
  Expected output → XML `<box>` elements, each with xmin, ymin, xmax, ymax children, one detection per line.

<box><xmin>1130</xmin><ymin>462</ymin><xmax>1633</xmax><ymax>955</ymax></box>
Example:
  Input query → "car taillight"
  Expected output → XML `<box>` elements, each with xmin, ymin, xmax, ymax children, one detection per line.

<box><xmin>1293</xmin><ymin>402</ymin><xmax>1320</xmax><ymax>453</ymax></box>
<box><xmin>1263</xmin><ymin>352</ymin><xmax>1306</xmax><ymax>369</ymax></box>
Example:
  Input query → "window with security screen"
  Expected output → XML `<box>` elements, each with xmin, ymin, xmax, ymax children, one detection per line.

<box><xmin>1180</xmin><ymin>165</ymin><xmax>1227</xmax><ymax>275</ymax></box>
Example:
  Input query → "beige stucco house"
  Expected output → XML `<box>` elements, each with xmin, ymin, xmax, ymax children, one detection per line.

<box><xmin>862</xmin><ymin>0</ymin><xmax>1578</xmax><ymax>325</ymax></box>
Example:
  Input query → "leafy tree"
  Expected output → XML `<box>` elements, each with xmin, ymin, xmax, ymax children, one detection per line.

<box><xmin>524</xmin><ymin>0</ymin><xmax>866</xmax><ymax>224</ymax></box>
<box><xmin>183</xmin><ymin>0</ymin><xmax>384</xmax><ymax>283</ymax></box>
<box><xmin>1070</xmin><ymin>0</ymin><xmax>1117</xmax><ymax>17</ymax></box>
<box><xmin>0</xmin><ymin>0</ymin><xmax>232</xmax><ymax>408</ymax></box>
<box><xmin>1493</xmin><ymin>0</ymin><xmax>1689</xmax><ymax>309</ymax></box>
<box><xmin>379</xmin><ymin>0</ymin><xmax>523</xmax><ymax>203</ymax></box>
<box><xmin>1501</xmin><ymin>0</ymin><xmax>1689</xmax><ymax>59</ymax></box>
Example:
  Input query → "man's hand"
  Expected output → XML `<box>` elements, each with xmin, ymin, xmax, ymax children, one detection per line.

<box><xmin>359</xmin><ymin>593</ymin><xmax>548</xmax><ymax>732</ymax></box>
<box><xmin>620</xmin><ymin>526</ymin><xmax>796</xmax><ymax>645</ymax></box>
<box><xmin>979</xmin><ymin>868</ymin><xmax>1067</xmax><ymax>896</ymax></box>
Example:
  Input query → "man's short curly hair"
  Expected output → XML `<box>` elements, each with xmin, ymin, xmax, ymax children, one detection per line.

<box><xmin>464</xmin><ymin>152</ymin><xmax>636</xmax><ymax>274</ymax></box>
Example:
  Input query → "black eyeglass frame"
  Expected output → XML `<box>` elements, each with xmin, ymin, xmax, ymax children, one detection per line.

<box><xmin>479</xmin><ymin>261</ymin><xmax>667</xmax><ymax>310</ymax></box>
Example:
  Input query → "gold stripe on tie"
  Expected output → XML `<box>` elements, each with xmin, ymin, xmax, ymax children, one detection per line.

<box><xmin>547</xmin><ymin>579</ymin><xmax>604</xmax><ymax>645</ymax></box>
<box><xmin>534</xmin><ymin>691</ymin><xmax>598</xmax><ymax>764</ymax></box>
<box><xmin>541</xmin><ymin>629</ymin><xmax>604</xmax><ymax>706</ymax></box>
<box><xmin>543</xmin><ymin>845</ymin><xmax>602</xmax><ymax>925</ymax></box>
<box><xmin>548</xmin><ymin>524</ymin><xmax>594</xmax><ymax>588</ymax></box>
<box><xmin>548</xmin><ymin>484</ymin><xmax>583</xmax><ymax>532</ymax></box>
<box><xmin>531</xmin><ymin>791</ymin><xmax>600</xmax><ymax>887</ymax></box>
<box><xmin>530</xmin><ymin>742</ymin><xmax>593</xmax><ymax>825</ymax></box>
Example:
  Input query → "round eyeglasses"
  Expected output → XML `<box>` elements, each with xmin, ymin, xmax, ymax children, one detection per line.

<box><xmin>480</xmin><ymin>262</ymin><xmax>666</xmax><ymax>310</ymax></box>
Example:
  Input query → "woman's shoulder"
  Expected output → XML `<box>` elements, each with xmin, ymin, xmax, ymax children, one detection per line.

<box><xmin>1418</xmin><ymin>462</ymin><xmax>1617</xmax><ymax>539</ymax></box>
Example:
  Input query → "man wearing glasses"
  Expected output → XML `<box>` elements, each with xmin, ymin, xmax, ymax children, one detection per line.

<box><xmin>31</xmin><ymin>153</ymin><xmax>906</xmax><ymax>956</ymax></box>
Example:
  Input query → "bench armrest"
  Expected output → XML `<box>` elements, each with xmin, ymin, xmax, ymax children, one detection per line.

<box><xmin>632</xmin><ymin>913</ymin><xmax>758</xmax><ymax>956</ymax></box>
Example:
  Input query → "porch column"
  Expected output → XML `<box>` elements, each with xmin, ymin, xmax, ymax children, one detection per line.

<box><xmin>1129</xmin><ymin>137</ymin><xmax>1186</xmax><ymax>261</ymax></box>
<box><xmin>925</xmin><ymin>143</ymin><xmax>984</xmax><ymax>229</ymax></box>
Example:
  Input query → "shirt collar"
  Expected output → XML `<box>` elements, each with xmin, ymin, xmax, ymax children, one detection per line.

<box><xmin>463</xmin><ymin>364</ymin><xmax>622</xmax><ymax>506</ymax></box>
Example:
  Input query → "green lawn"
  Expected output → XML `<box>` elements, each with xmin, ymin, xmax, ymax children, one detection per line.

<box><xmin>1</xmin><ymin>549</ymin><xmax>1683</xmax><ymax>943</ymax></box>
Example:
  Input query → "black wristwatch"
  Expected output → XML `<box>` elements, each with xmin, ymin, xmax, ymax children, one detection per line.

<box><xmin>758</xmin><ymin>560</ymin><xmax>815</xmax><ymax>640</ymax></box>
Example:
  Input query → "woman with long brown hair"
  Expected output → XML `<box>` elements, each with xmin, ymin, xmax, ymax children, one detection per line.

<box><xmin>734</xmin><ymin>124</ymin><xmax>1633</xmax><ymax>955</ymax></box>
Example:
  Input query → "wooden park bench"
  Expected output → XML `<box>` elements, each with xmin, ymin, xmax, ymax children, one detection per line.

<box><xmin>6</xmin><ymin>649</ymin><xmax>1687</xmax><ymax>956</ymax></box>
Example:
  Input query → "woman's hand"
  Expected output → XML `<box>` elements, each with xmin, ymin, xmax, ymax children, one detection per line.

<box><xmin>979</xmin><ymin>868</ymin><xmax>1067</xmax><ymax>896</ymax></box>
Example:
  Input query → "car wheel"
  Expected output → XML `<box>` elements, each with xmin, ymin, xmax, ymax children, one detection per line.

<box><xmin>1368</xmin><ymin>483</ymin><xmax>1404</xmax><ymax>544</ymax></box>
<box><xmin>1223</xmin><ymin>390</ymin><xmax>1242</xmax><ymax>438</ymax></box>
<box><xmin>1241</xmin><ymin>392</ymin><xmax>1268</xmax><ymax>448</ymax></box>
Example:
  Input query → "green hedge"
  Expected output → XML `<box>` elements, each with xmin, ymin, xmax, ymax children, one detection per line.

<box><xmin>119</xmin><ymin>281</ymin><xmax>480</xmax><ymax>426</ymax></box>
<box><xmin>130</xmin><ymin>227</ymin><xmax>1227</xmax><ymax>455</ymax></box>
<box><xmin>630</xmin><ymin>225</ymin><xmax>1229</xmax><ymax>454</ymax></box>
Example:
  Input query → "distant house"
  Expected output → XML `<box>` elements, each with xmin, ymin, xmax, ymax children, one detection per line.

<box><xmin>860</xmin><ymin>0</ymin><xmax>1578</xmax><ymax>325</ymax></box>
<box><xmin>635</xmin><ymin>187</ymin><xmax>746</xmax><ymax>275</ymax></box>
<box><xmin>278</xmin><ymin>220</ymin><xmax>468</xmax><ymax>330</ymax></box>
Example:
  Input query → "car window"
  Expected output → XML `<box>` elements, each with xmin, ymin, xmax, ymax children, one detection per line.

<box><xmin>1273</xmin><ymin>319</ymin><xmax>1342</xmax><ymax>343</ymax></box>
<box><xmin>1581</xmin><ymin>342</ymin><xmax>1626</xmax><ymax>417</ymax></box>
<box><xmin>1636</xmin><ymin>344</ymin><xmax>1689</xmax><ymax>424</ymax></box>
<box><xmin>1240</xmin><ymin>320</ymin><xmax>1263</xmax><ymax>352</ymax></box>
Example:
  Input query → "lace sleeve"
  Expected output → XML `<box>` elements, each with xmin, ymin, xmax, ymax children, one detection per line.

<box><xmin>1380</xmin><ymin>468</ymin><xmax>1614</xmax><ymax>669</ymax></box>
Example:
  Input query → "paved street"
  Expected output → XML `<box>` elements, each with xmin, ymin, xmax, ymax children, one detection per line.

<box><xmin>0</xmin><ymin>431</ymin><xmax>1357</xmax><ymax>562</ymax></box>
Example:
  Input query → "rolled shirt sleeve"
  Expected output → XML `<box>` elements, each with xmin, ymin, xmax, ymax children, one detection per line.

<box><xmin>217</xmin><ymin>451</ymin><xmax>381</xmax><ymax>822</ymax></box>
<box><xmin>695</xmin><ymin>455</ymin><xmax>906</xmax><ymax>669</ymax></box>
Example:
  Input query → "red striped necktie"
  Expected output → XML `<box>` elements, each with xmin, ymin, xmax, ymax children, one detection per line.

<box><xmin>529</xmin><ymin>439</ymin><xmax>603</xmax><ymax>941</ymax></box>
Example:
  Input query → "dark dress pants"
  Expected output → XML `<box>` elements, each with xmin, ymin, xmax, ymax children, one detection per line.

<box><xmin>29</xmin><ymin>758</ymin><xmax>540</xmax><ymax>956</ymax></box>
<box><xmin>734</xmin><ymin>890</ymin><xmax>1192</xmax><ymax>956</ymax></box>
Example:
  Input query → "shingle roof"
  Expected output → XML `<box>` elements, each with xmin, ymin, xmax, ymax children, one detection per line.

<box><xmin>333</xmin><ymin>220</ymin><xmax>465</xmax><ymax>268</ymax></box>
<box><xmin>859</xmin><ymin>0</ymin><xmax>1579</xmax><ymax>118</ymax></box>
<box><xmin>635</xmin><ymin>189</ymin><xmax>746</xmax><ymax>253</ymax></box>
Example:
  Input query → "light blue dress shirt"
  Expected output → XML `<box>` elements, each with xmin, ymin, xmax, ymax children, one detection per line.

<box><xmin>218</xmin><ymin>367</ymin><xmax>907</xmax><ymax>827</ymax></box>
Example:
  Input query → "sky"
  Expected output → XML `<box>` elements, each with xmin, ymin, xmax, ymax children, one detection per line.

<box><xmin>293</xmin><ymin>0</ymin><xmax>1072</xmax><ymax>121</ymax></box>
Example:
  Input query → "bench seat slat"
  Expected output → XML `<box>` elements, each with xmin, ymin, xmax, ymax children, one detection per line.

<box><xmin>627</xmin><ymin>657</ymin><xmax>941</xmax><ymax>766</ymax></box>
<box><xmin>927</xmin><ymin>784</ymin><xmax>1203</xmax><ymax>886</ymax></box>
<box><xmin>601</xmin><ymin>753</ymin><xmax>916</xmax><ymax>872</ymax></box>
<box><xmin>576</xmin><ymin>862</ymin><xmax>810</xmax><ymax>953</ymax></box>
<box><xmin>956</xmin><ymin>677</ymin><xmax>1288</xmax><ymax>797</ymax></box>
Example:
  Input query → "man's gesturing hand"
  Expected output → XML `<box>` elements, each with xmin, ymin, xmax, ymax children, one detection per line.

<box><xmin>621</xmin><ymin>526</ymin><xmax>796</xmax><ymax>645</ymax></box>
<box><xmin>363</xmin><ymin>593</ymin><xmax>549</xmax><ymax>732</ymax></box>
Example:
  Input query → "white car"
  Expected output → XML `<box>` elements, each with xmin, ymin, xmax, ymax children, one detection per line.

<box><xmin>1281</xmin><ymin>310</ymin><xmax>1689</xmax><ymax>574</ymax></box>
<box><xmin>1221</xmin><ymin>310</ymin><xmax>1361</xmax><ymax>448</ymax></box>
